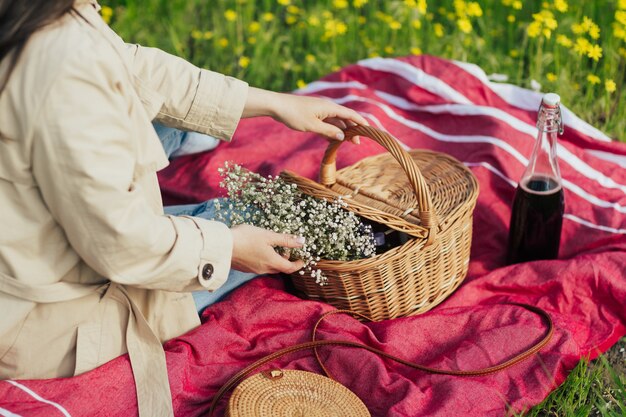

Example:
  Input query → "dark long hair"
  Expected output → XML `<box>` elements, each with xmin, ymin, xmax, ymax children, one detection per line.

<box><xmin>0</xmin><ymin>0</ymin><xmax>76</xmax><ymax>93</ymax></box>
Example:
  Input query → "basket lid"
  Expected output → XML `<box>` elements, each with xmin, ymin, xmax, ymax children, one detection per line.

<box><xmin>282</xmin><ymin>126</ymin><xmax>478</xmax><ymax>243</ymax></box>
<box><xmin>227</xmin><ymin>369</ymin><xmax>370</xmax><ymax>417</ymax></box>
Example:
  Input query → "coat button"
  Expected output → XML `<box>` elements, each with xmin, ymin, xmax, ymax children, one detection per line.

<box><xmin>201</xmin><ymin>263</ymin><xmax>214</xmax><ymax>280</ymax></box>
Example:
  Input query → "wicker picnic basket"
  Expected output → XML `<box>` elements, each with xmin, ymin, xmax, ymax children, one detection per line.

<box><xmin>280</xmin><ymin>125</ymin><xmax>479</xmax><ymax>321</ymax></box>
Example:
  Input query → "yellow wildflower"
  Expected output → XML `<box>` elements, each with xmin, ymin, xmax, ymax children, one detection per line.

<box><xmin>323</xmin><ymin>19</ymin><xmax>348</xmax><ymax>39</ymax></box>
<box><xmin>411</xmin><ymin>47</ymin><xmax>423</xmax><ymax>55</ymax></box>
<box><xmin>389</xmin><ymin>20</ymin><xmax>402</xmax><ymax>30</ymax></box>
<box><xmin>587</xmin><ymin>44</ymin><xmax>602</xmax><ymax>61</ymax></box>
<box><xmin>331</xmin><ymin>65</ymin><xmax>341</xmax><ymax>71</ymax></box>
<box><xmin>556</xmin><ymin>34</ymin><xmax>572</xmax><ymax>47</ymax></box>
<box><xmin>100</xmin><ymin>5</ymin><xmax>113</xmax><ymax>24</ymax></box>
<box><xmin>191</xmin><ymin>29</ymin><xmax>202</xmax><ymax>40</ymax></box>
<box><xmin>277</xmin><ymin>0</ymin><xmax>290</xmax><ymax>5</ymax></box>
<box><xmin>333</xmin><ymin>0</ymin><xmax>349</xmax><ymax>9</ymax></box>
<box><xmin>224</xmin><ymin>9</ymin><xmax>237</xmax><ymax>22</ymax></box>
<box><xmin>554</xmin><ymin>0</ymin><xmax>568</xmax><ymax>12</ymax></box>
<box><xmin>453</xmin><ymin>0</ymin><xmax>466</xmax><ymax>16</ymax></box>
<box><xmin>238</xmin><ymin>56</ymin><xmax>250</xmax><ymax>68</ymax></box>
<box><xmin>305</xmin><ymin>54</ymin><xmax>316</xmax><ymax>63</ymax></box>
<box><xmin>322</xmin><ymin>11</ymin><xmax>333</xmax><ymax>19</ymax></box>
<box><xmin>619</xmin><ymin>0</ymin><xmax>626</xmax><ymax>9</ymax></box>
<box><xmin>368</xmin><ymin>51</ymin><xmax>380</xmax><ymax>58</ymax></box>
<box><xmin>571</xmin><ymin>23</ymin><xmax>584</xmax><ymax>34</ymax></box>
<box><xmin>467</xmin><ymin>2</ymin><xmax>483</xmax><ymax>17</ymax></box>
<box><xmin>262</xmin><ymin>12</ymin><xmax>275</xmax><ymax>22</ymax></box>
<box><xmin>614</xmin><ymin>24</ymin><xmax>626</xmax><ymax>41</ymax></box>
<box><xmin>287</xmin><ymin>5</ymin><xmax>300</xmax><ymax>14</ymax></box>
<box><xmin>546</xmin><ymin>72</ymin><xmax>557</xmax><ymax>82</ymax></box>
<box><xmin>412</xmin><ymin>19</ymin><xmax>422</xmax><ymax>29</ymax></box>
<box><xmin>616</xmin><ymin>11</ymin><xmax>626</xmax><ymax>26</ymax></box>
<box><xmin>542</xmin><ymin>28</ymin><xmax>552</xmax><ymax>39</ymax></box>
<box><xmin>296</xmin><ymin>79</ymin><xmax>307</xmax><ymax>89</ymax></box>
<box><xmin>218</xmin><ymin>37</ymin><xmax>229</xmax><ymax>48</ymax></box>
<box><xmin>308</xmin><ymin>16</ymin><xmax>320</xmax><ymax>26</ymax></box>
<box><xmin>527</xmin><ymin>21</ymin><xmax>542</xmax><ymax>38</ymax></box>
<box><xmin>433</xmin><ymin>23</ymin><xmax>444</xmax><ymax>37</ymax></box>
<box><xmin>354</xmin><ymin>0</ymin><xmax>369</xmax><ymax>7</ymax></box>
<box><xmin>605</xmin><ymin>79</ymin><xmax>617</xmax><ymax>93</ymax></box>
<box><xmin>502</xmin><ymin>0</ymin><xmax>513</xmax><ymax>5</ymax></box>
<box><xmin>588</xmin><ymin>24</ymin><xmax>600</xmax><ymax>40</ymax></box>
<box><xmin>512</xmin><ymin>1</ymin><xmax>522</xmax><ymax>10</ymax></box>
<box><xmin>458</xmin><ymin>18</ymin><xmax>472</xmax><ymax>33</ymax></box>
<box><xmin>358</xmin><ymin>16</ymin><xmax>367</xmax><ymax>24</ymax></box>
<box><xmin>417</xmin><ymin>0</ymin><xmax>427</xmax><ymax>14</ymax></box>
<box><xmin>510</xmin><ymin>49</ymin><xmax>519</xmax><ymax>57</ymax></box>
<box><xmin>203</xmin><ymin>31</ymin><xmax>213</xmax><ymax>40</ymax></box>
<box><xmin>619</xmin><ymin>47</ymin><xmax>626</xmax><ymax>58</ymax></box>
<box><xmin>586</xmin><ymin>74</ymin><xmax>601</xmax><ymax>85</ymax></box>
<box><xmin>247</xmin><ymin>36</ymin><xmax>257</xmax><ymax>45</ymax></box>
<box><xmin>405</xmin><ymin>0</ymin><xmax>417</xmax><ymax>6</ymax></box>
<box><xmin>581</xmin><ymin>16</ymin><xmax>594</xmax><ymax>32</ymax></box>
<box><xmin>507</xmin><ymin>15</ymin><xmax>515</xmax><ymax>23</ymax></box>
<box><xmin>286</xmin><ymin>15</ymin><xmax>298</xmax><ymax>25</ymax></box>
<box><xmin>384</xmin><ymin>46</ymin><xmax>395</xmax><ymax>54</ymax></box>
<box><xmin>573</xmin><ymin>37</ymin><xmax>591</xmax><ymax>55</ymax></box>
<box><xmin>543</xmin><ymin>12</ymin><xmax>557</xmax><ymax>30</ymax></box>
<box><xmin>248</xmin><ymin>21</ymin><xmax>260</xmax><ymax>33</ymax></box>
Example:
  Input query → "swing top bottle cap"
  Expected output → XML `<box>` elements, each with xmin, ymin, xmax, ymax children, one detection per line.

<box><xmin>542</xmin><ymin>93</ymin><xmax>560</xmax><ymax>108</ymax></box>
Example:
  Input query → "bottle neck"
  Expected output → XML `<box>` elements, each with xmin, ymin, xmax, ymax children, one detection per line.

<box><xmin>521</xmin><ymin>105</ymin><xmax>563</xmax><ymax>190</ymax></box>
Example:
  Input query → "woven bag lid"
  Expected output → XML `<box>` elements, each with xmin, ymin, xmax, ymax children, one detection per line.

<box><xmin>227</xmin><ymin>369</ymin><xmax>370</xmax><ymax>417</ymax></box>
<box><xmin>282</xmin><ymin>126</ymin><xmax>478</xmax><ymax>243</ymax></box>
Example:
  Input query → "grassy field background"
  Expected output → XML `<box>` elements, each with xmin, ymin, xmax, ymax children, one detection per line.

<box><xmin>99</xmin><ymin>0</ymin><xmax>625</xmax><ymax>415</ymax></box>
<box><xmin>101</xmin><ymin>0</ymin><xmax>625</xmax><ymax>141</ymax></box>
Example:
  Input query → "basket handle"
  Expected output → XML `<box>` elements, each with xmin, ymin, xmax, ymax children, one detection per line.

<box><xmin>320</xmin><ymin>125</ymin><xmax>437</xmax><ymax>243</ymax></box>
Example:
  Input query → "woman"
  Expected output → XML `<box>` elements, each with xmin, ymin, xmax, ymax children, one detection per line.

<box><xmin>0</xmin><ymin>1</ymin><xmax>367</xmax><ymax>415</ymax></box>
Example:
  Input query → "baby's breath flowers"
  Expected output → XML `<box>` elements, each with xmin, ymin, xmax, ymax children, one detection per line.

<box><xmin>215</xmin><ymin>162</ymin><xmax>375</xmax><ymax>285</ymax></box>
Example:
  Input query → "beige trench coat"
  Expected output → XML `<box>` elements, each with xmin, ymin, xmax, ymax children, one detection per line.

<box><xmin>0</xmin><ymin>1</ymin><xmax>248</xmax><ymax>415</ymax></box>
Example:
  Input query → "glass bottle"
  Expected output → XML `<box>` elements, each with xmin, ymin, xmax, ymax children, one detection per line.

<box><xmin>365</xmin><ymin>220</ymin><xmax>409</xmax><ymax>255</ymax></box>
<box><xmin>506</xmin><ymin>93</ymin><xmax>565</xmax><ymax>264</ymax></box>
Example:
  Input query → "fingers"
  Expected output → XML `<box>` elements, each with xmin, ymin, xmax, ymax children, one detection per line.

<box><xmin>332</xmin><ymin>104</ymin><xmax>370</xmax><ymax>127</ymax></box>
<box><xmin>266</xmin><ymin>232</ymin><xmax>305</xmax><ymax>273</ymax></box>
<box><xmin>271</xmin><ymin>256</ymin><xmax>305</xmax><ymax>274</ymax></box>
<box><xmin>313</xmin><ymin>119</ymin><xmax>347</xmax><ymax>142</ymax></box>
<box><xmin>270</xmin><ymin>231</ymin><xmax>306</xmax><ymax>248</ymax></box>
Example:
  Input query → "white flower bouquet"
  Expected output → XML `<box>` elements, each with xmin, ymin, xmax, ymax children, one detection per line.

<box><xmin>215</xmin><ymin>162</ymin><xmax>375</xmax><ymax>285</ymax></box>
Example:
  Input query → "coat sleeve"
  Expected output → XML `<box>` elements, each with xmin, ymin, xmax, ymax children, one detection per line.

<box><xmin>31</xmin><ymin>42</ymin><xmax>232</xmax><ymax>293</ymax></box>
<box><xmin>125</xmin><ymin>43</ymin><xmax>248</xmax><ymax>141</ymax></box>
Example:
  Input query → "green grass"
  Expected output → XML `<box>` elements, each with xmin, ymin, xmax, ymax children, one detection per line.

<box><xmin>97</xmin><ymin>0</ymin><xmax>626</xmax><ymax>414</ymax></box>
<box><xmin>518</xmin><ymin>350</ymin><xmax>626</xmax><ymax>417</ymax></box>
<box><xmin>101</xmin><ymin>0</ymin><xmax>626</xmax><ymax>141</ymax></box>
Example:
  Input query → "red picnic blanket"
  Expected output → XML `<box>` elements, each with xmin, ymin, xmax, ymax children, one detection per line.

<box><xmin>1</xmin><ymin>55</ymin><xmax>625</xmax><ymax>417</ymax></box>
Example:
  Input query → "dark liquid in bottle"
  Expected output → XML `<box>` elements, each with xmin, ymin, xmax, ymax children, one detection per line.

<box><xmin>506</xmin><ymin>176</ymin><xmax>564</xmax><ymax>264</ymax></box>
<box><xmin>365</xmin><ymin>220</ymin><xmax>409</xmax><ymax>255</ymax></box>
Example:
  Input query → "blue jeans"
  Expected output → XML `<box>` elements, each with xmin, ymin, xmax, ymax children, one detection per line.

<box><xmin>155</xmin><ymin>123</ymin><xmax>257</xmax><ymax>313</ymax></box>
<box><xmin>153</xmin><ymin>122</ymin><xmax>219</xmax><ymax>159</ymax></box>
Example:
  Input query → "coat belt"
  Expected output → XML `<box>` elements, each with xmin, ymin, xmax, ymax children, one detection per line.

<box><xmin>0</xmin><ymin>272</ymin><xmax>174</xmax><ymax>417</ymax></box>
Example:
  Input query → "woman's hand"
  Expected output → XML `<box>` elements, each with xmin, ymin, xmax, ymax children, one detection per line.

<box><xmin>243</xmin><ymin>87</ymin><xmax>368</xmax><ymax>144</ymax></box>
<box><xmin>230</xmin><ymin>224</ymin><xmax>305</xmax><ymax>274</ymax></box>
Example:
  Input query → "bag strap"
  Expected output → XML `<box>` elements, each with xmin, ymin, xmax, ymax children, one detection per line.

<box><xmin>208</xmin><ymin>303</ymin><xmax>553</xmax><ymax>416</ymax></box>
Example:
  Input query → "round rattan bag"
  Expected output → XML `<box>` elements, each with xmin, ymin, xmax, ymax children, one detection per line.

<box><xmin>227</xmin><ymin>369</ymin><xmax>370</xmax><ymax>417</ymax></box>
